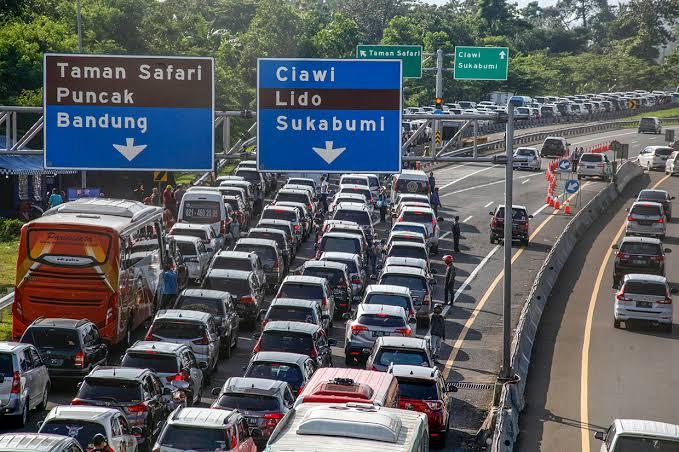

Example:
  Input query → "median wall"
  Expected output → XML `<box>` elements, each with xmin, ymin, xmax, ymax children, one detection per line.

<box><xmin>488</xmin><ymin>160</ymin><xmax>644</xmax><ymax>451</ymax></box>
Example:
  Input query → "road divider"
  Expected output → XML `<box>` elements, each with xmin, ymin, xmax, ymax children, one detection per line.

<box><xmin>487</xmin><ymin>160</ymin><xmax>644</xmax><ymax>451</ymax></box>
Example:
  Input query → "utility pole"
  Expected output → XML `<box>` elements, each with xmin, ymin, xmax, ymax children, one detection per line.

<box><xmin>500</xmin><ymin>104</ymin><xmax>515</xmax><ymax>380</ymax></box>
<box><xmin>76</xmin><ymin>0</ymin><xmax>86</xmax><ymax>189</ymax></box>
<box><xmin>431</xmin><ymin>48</ymin><xmax>443</xmax><ymax>157</ymax></box>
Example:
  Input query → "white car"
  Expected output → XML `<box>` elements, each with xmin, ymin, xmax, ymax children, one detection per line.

<box><xmin>638</xmin><ymin>146</ymin><xmax>674</xmax><ymax>171</ymax></box>
<box><xmin>625</xmin><ymin>201</ymin><xmax>666</xmax><ymax>239</ymax></box>
<box><xmin>595</xmin><ymin>419</ymin><xmax>679</xmax><ymax>451</ymax></box>
<box><xmin>614</xmin><ymin>274</ymin><xmax>674</xmax><ymax>332</ymax></box>
<box><xmin>173</xmin><ymin>236</ymin><xmax>211</xmax><ymax>282</ymax></box>
<box><xmin>395</xmin><ymin>206</ymin><xmax>441</xmax><ymax>254</ymax></box>
<box><xmin>665</xmin><ymin>150</ymin><xmax>679</xmax><ymax>175</ymax></box>
<box><xmin>169</xmin><ymin>223</ymin><xmax>223</xmax><ymax>256</ymax></box>
<box><xmin>577</xmin><ymin>153</ymin><xmax>612</xmax><ymax>181</ymax></box>
<box><xmin>39</xmin><ymin>406</ymin><xmax>139</xmax><ymax>452</ymax></box>
<box><xmin>513</xmin><ymin>147</ymin><xmax>541</xmax><ymax>171</ymax></box>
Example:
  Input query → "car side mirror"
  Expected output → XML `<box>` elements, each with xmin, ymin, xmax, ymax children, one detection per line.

<box><xmin>594</xmin><ymin>431</ymin><xmax>605</xmax><ymax>441</ymax></box>
<box><xmin>211</xmin><ymin>387</ymin><xmax>222</xmax><ymax>396</ymax></box>
<box><xmin>430</xmin><ymin>278</ymin><xmax>437</xmax><ymax>285</ymax></box>
<box><xmin>207</xmin><ymin>247</ymin><xmax>214</xmax><ymax>253</ymax></box>
<box><xmin>611</xmin><ymin>244</ymin><xmax>619</xmax><ymax>250</ymax></box>
<box><xmin>489</xmin><ymin>211</ymin><xmax>494</xmax><ymax>216</ymax></box>
<box><xmin>437</xmin><ymin>217</ymin><xmax>444</xmax><ymax>222</ymax></box>
<box><xmin>199</xmin><ymin>361</ymin><xmax>208</xmax><ymax>370</ymax></box>
<box><xmin>672</xmin><ymin>196</ymin><xmax>676</xmax><ymax>200</ymax></box>
<box><xmin>528</xmin><ymin>215</ymin><xmax>533</xmax><ymax>219</ymax></box>
<box><xmin>445</xmin><ymin>382</ymin><xmax>458</xmax><ymax>392</ymax></box>
<box><xmin>665</xmin><ymin>248</ymin><xmax>672</xmax><ymax>253</ymax></box>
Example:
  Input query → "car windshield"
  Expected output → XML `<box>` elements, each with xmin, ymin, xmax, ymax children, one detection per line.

<box><xmin>396</xmin><ymin>378</ymin><xmax>439</xmax><ymax>400</ymax></box>
<box><xmin>324</xmin><ymin>258</ymin><xmax>357</xmax><ymax>273</ymax></box>
<box><xmin>495</xmin><ymin>208</ymin><xmax>528</xmax><ymax>221</ymax></box>
<box><xmin>249</xmin><ymin>232</ymin><xmax>286</xmax><ymax>248</ymax></box>
<box><xmin>160</xmin><ymin>425</ymin><xmax>229</xmax><ymax>451</ymax></box>
<box><xmin>121</xmin><ymin>352</ymin><xmax>179</xmax><ymax>374</ymax></box>
<box><xmin>234</xmin><ymin>244</ymin><xmax>276</xmax><ymax>265</ymax></box>
<box><xmin>619</xmin><ymin>243</ymin><xmax>661</xmax><ymax>255</ymax></box>
<box><xmin>174</xmin><ymin>297</ymin><xmax>223</xmax><ymax>316</ymax></box>
<box><xmin>224</xmin><ymin>199</ymin><xmax>241</xmax><ymax>211</ymax></box>
<box><xmin>612</xmin><ymin>435</ymin><xmax>679</xmax><ymax>452</ymax></box>
<box><xmin>0</xmin><ymin>353</ymin><xmax>13</xmax><ymax>375</ymax></box>
<box><xmin>303</xmin><ymin>268</ymin><xmax>344</xmax><ymax>285</ymax></box>
<box><xmin>388</xmin><ymin>245</ymin><xmax>427</xmax><ymax>260</ymax></box>
<box><xmin>235</xmin><ymin>170</ymin><xmax>260</xmax><ymax>185</ymax></box>
<box><xmin>268</xmin><ymin>306</ymin><xmax>315</xmax><ymax>323</ymax></box>
<box><xmin>171</xmin><ymin>229</ymin><xmax>207</xmax><ymax>240</ymax></box>
<box><xmin>365</xmin><ymin>294</ymin><xmax>410</xmax><ymax>311</ymax></box>
<box><xmin>278</xmin><ymin>283</ymin><xmax>323</xmax><ymax>300</ymax></box>
<box><xmin>640</xmin><ymin>118</ymin><xmax>656</xmax><ymax>124</ymax></box>
<box><xmin>203</xmin><ymin>277</ymin><xmax>250</xmax><ymax>296</ymax></box>
<box><xmin>152</xmin><ymin>321</ymin><xmax>205</xmax><ymax>340</ymax></box>
<box><xmin>544</xmin><ymin>139</ymin><xmax>564</xmax><ymax>149</ymax></box>
<box><xmin>631</xmin><ymin>205</ymin><xmax>662</xmax><ymax>216</ymax></box>
<box><xmin>262</xmin><ymin>209</ymin><xmax>296</xmax><ymax>222</ymax></box>
<box><xmin>623</xmin><ymin>281</ymin><xmax>666</xmax><ymax>296</ymax></box>
<box><xmin>215</xmin><ymin>393</ymin><xmax>281</xmax><ymax>412</ymax></box>
<box><xmin>21</xmin><ymin>328</ymin><xmax>79</xmax><ymax>349</ymax></box>
<box><xmin>333</xmin><ymin>210</ymin><xmax>371</xmax><ymax>226</ymax></box>
<box><xmin>357</xmin><ymin>314</ymin><xmax>405</xmax><ymax>327</ymax></box>
<box><xmin>392</xmin><ymin>224</ymin><xmax>427</xmax><ymax>236</ymax></box>
<box><xmin>401</xmin><ymin>211</ymin><xmax>433</xmax><ymax>223</ymax></box>
<box><xmin>245</xmin><ymin>362</ymin><xmax>304</xmax><ymax>388</ymax></box>
<box><xmin>177</xmin><ymin>242</ymin><xmax>198</xmax><ymax>257</ymax></box>
<box><xmin>40</xmin><ymin>420</ymin><xmax>107</xmax><ymax>449</ymax></box>
<box><xmin>340</xmin><ymin>188</ymin><xmax>371</xmax><ymax>201</ymax></box>
<box><xmin>79</xmin><ymin>378</ymin><xmax>142</xmax><ymax>403</ymax></box>
<box><xmin>321</xmin><ymin>236</ymin><xmax>361</xmax><ymax>254</ymax></box>
<box><xmin>277</xmin><ymin>192</ymin><xmax>309</xmax><ymax>204</ymax></box>
<box><xmin>342</xmin><ymin>178</ymin><xmax>368</xmax><ymax>186</ymax></box>
<box><xmin>211</xmin><ymin>256</ymin><xmax>252</xmax><ymax>271</ymax></box>
<box><xmin>638</xmin><ymin>191</ymin><xmax>667</xmax><ymax>202</ymax></box>
<box><xmin>655</xmin><ymin>148</ymin><xmax>673</xmax><ymax>156</ymax></box>
<box><xmin>260</xmin><ymin>331</ymin><xmax>314</xmax><ymax>355</ymax></box>
<box><xmin>376</xmin><ymin>349</ymin><xmax>429</xmax><ymax>367</ymax></box>
<box><xmin>516</xmin><ymin>149</ymin><xmax>535</xmax><ymax>157</ymax></box>
<box><xmin>580</xmin><ymin>154</ymin><xmax>602</xmax><ymax>162</ymax></box>
<box><xmin>380</xmin><ymin>275</ymin><xmax>426</xmax><ymax>291</ymax></box>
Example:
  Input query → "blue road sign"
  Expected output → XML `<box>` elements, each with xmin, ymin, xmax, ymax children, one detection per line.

<box><xmin>257</xmin><ymin>58</ymin><xmax>402</xmax><ymax>173</ymax></box>
<box><xmin>558</xmin><ymin>159</ymin><xmax>571</xmax><ymax>171</ymax></box>
<box><xmin>44</xmin><ymin>54</ymin><xmax>214</xmax><ymax>171</ymax></box>
<box><xmin>565</xmin><ymin>179</ymin><xmax>580</xmax><ymax>194</ymax></box>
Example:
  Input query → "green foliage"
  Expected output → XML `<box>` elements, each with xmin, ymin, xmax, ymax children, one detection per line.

<box><xmin>312</xmin><ymin>13</ymin><xmax>362</xmax><ymax>58</ymax></box>
<box><xmin>0</xmin><ymin>219</ymin><xmax>23</xmax><ymax>243</ymax></box>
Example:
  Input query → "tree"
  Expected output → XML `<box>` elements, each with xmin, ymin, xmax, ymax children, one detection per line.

<box><xmin>339</xmin><ymin>0</ymin><xmax>410</xmax><ymax>43</ymax></box>
<box><xmin>312</xmin><ymin>13</ymin><xmax>361</xmax><ymax>58</ymax></box>
<box><xmin>476</xmin><ymin>0</ymin><xmax>512</xmax><ymax>36</ymax></box>
<box><xmin>382</xmin><ymin>16</ymin><xmax>421</xmax><ymax>45</ymax></box>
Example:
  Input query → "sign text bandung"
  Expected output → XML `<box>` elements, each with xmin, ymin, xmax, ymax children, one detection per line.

<box><xmin>257</xmin><ymin>59</ymin><xmax>402</xmax><ymax>173</ymax></box>
<box><xmin>44</xmin><ymin>54</ymin><xmax>214</xmax><ymax>171</ymax></box>
<box><xmin>356</xmin><ymin>45</ymin><xmax>422</xmax><ymax>78</ymax></box>
<box><xmin>454</xmin><ymin>46</ymin><xmax>509</xmax><ymax>81</ymax></box>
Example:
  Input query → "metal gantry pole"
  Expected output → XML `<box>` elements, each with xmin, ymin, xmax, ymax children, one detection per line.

<box><xmin>500</xmin><ymin>105</ymin><xmax>515</xmax><ymax>380</ymax></box>
<box><xmin>77</xmin><ymin>0</ymin><xmax>85</xmax><ymax>188</ymax></box>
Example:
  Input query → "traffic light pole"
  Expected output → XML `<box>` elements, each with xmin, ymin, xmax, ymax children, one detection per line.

<box><xmin>431</xmin><ymin>49</ymin><xmax>444</xmax><ymax>156</ymax></box>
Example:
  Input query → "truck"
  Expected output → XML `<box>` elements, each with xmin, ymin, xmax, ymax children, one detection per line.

<box><xmin>489</xmin><ymin>91</ymin><xmax>514</xmax><ymax>105</ymax></box>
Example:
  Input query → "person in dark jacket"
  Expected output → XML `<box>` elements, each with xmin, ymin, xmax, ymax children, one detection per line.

<box><xmin>428</xmin><ymin>171</ymin><xmax>436</xmax><ymax>193</ymax></box>
<box><xmin>452</xmin><ymin>216</ymin><xmax>461</xmax><ymax>252</ymax></box>
<box><xmin>443</xmin><ymin>254</ymin><xmax>456</xmax><ymax>305</ymax></box>
<box><xmin>430</xmin><ymin>304</ymin><xmax>445</xmax><ymax>360</ymax></box>
<box><xmin>430</xmin><ymin>188</ymin><xmax>441</xmax><ymax>216</ymax></box>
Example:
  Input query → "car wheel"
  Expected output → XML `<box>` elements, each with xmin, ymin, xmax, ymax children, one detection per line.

<box><xmin>489</xmin><ymin>235</ymin><xmax>495</xmax><ymax>244</ymax></box>
<box><xmin>613</xmin><ymin>318</ymin><xmax>621</xmax><ymax>329</ymax></box>
<box><xmin>663</xmin><ymin>323</ymin><xmax>673</xmax><ymax>333</ymax></box>
<box><xmin>14</xmin><ymin>398</ymin><xmax>28</xmax><ymax>428</ymax></box>
<box><xmin>37</xmin><ymin>384</ymin><xmax>49</xmax><ymax>411</ymax></box>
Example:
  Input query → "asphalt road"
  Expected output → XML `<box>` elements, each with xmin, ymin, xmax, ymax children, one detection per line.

<box><xmin>517</xmin><ymin>160</ymin><xmax>679</xmax><ymax>450</ymax></box>
<box><xmin>2</xmin><ymin>128</ymin><xmax>674</xmax><ymax>450</ymax></box>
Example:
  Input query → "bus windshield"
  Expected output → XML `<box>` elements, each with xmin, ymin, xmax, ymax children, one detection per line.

<box><xmin>26</xmin><ymin>228</ymin><xmax>112</xmax><ymax>266</ymax></box>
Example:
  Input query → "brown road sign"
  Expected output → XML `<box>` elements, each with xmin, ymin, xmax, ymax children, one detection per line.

<box><xmin>627</xmin><ymin>99</ymin><xmax>637</xmax><ymax>109</ymax></box>
<box><xmin>154</xmin><ymin>171</ymin><xmax>168</xmax><ymax>182</ymax></box>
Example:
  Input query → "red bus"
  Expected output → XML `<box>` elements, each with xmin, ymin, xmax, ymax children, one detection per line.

<box><xmin>13</xmin><ymin>198</ymin><xmax>166</xmax><ymax>345</ymax></box>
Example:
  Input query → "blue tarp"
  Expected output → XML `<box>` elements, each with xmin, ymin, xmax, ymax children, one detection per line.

<box><xmin>0</xmin><ymin>154</ymin><xmax>76</xmax><ymax>175</ymax></box>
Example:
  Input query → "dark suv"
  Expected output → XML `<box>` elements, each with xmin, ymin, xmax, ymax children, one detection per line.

<box><xmin>612</xmin><ymin>236</ymin><xmax>670</xmax><ymax>287</ymax></box>
<box><xmin>489</xmin><ymin>204</ymin><xmax>532</xmax><ymax>246</ymax></box>
<box><xmin>20</xmin><ymin>318</ymin><xmax>108</xmax><ymax>378</ymax></box>
<box><xmin>253</xmin><ymin>321</ymin><xmax>336</xmax><ymax>368</ymax></box>
<box><xmin>637</xmin><ymin>189</ymin><xmax>674</xmax><ymax>220</ymax></box>
<box><xmin>202</xmin><ymin>269</ymin><xmax>265</xmax><ymax>328</ymax></box>
<box><xmin>72</xmin><ymin>367</ymin><xmax>173</xmax><ymax>449</ymax></box>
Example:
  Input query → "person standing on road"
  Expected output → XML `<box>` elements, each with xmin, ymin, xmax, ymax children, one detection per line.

<box><xmin>48</xmin><ymin>188</ymin><xmax>63</xmax><ymax>209</ymax></box>
<box><xmin>443</xmin><ymin>254</ymin><xmax>456</xmax><ymax>305</ymax></box>
<box><xmin>161</xmin><ymin>258</ymin><xmax>178</xmax><ymax>310</ymax></box>
<box><xmin>430</xmin><ymin>188</ymin><xmax>441</xmax><ymax>216</ymax></box>
<box><xmin>377</xmin><ymin>187</ymin><xmax>388</xmax><ymax>223</ymax></box>
<box><xmin>320</xmin><ymin>176</ymin><xmax>329</xmax><ymax>213</ymax></box>
<box><xmin>133</xmin><ymin>183</ymin><xmax>145</xmax><ymax>202</ymax></box>
<box><xmin>428</xmin><ymin>171</ymin><xmax>436</xmax><ymax>193</ymax></box>
<box><xmin>88</xmin><ymin>433</ymin><xmax>114</xmax><ymax>452</ymax></box>
<box><xmin>430</xmin><ymin>304</ymin><xmax>446</xmax><ymax>361</ymax></box>
<box><xmin>571</xmin><ymin>147</ymin><xmax>581</xmax><ymax>172</ymax></box>
<box><xmin>150</xmin><ymin>187</ymin><xmax>160</xmax><ymax>206</ymax></box>
<box><xmin>452</xmin><ymin>216</ymin><xmax>461</xmax><ymax>253</ymax></box>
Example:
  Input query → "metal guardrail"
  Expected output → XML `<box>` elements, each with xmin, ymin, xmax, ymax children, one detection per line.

<box><xmin>0</xmin><ymin>292</ymin><xmax>14</xmax><ymax>341</ymax></box>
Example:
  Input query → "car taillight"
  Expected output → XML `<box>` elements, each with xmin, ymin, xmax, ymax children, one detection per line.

<box><xmin>395</xmin><ymin>327</ymin><xmax>412</xmax><ymax>336</ymax></box>
<box><xmin>253</xmin><ymin>337</ymin><xmax>262</xmax><ymax>354</ymax></box>
<box><xmin>398</xmin><ymin>217</ymin><xmax>403</xmax><ymax>222</ymax></box>
<box><xmin>70</xmin><ymin>398</ymin><xmax>85</xmax><ymax>405</ymax></box>
<box><xmin>616</xmin><ymin>252</ymin><xmax>630</xmax><ymax>259</ymax></box>
<box><xmin>432</xmin><ymin>218</ymin><xmax>437</xmax><ymax>227</ymax></box>
<box><xmin>272</xmin><ymin>260</ymin><xmax>280</xmax><ymax>271</ymax></box>
<box><xmin>422</xmin><ymin>290</ymin><xmax>431</xmax><ymax>305</ymax></box>
<box><xmin>74</xmin><ymin>351</ymin><xmax>85</xmax><ymax>368</ymax></box>
<box><xmin>651</xmin><ymin>255</ymin><xmax>664</xmax><ymax>262</ymax></box>
<box><xmin>10</xmin><ymin>371</ymin><xmax>20</xmax><ymax>394</ymax></box>
<box><xmin>657</xmin><ymin>218</ymin><xmax>664</xmax><ymax>223</ymax></box>
<box><xmin>351</xmin><ymin>325</ymin><xmax>368</xmax><ymax>335</ymax></box>
<box><xmin>306</xmin><ymin>203</ymin><xmax>312</xmax><ymax>210</ymax></box>
<box><xmin>128</xmin><ymin>402</ymin><xmax>148</xmax><ymax>413</ymax></box>
<box><xmin>144</xmin><ymin>329</ymin><xmax>157</xmax><ymax>341</ymax></box>
<box><xmin>166</xmin><ymin>369</ymin><xmax>190</xmax><ymax>382</ymax></box>
<box><xmin>309</xmin><ymin>347</ymin><xmax>318</xmax><ymax>359</ymax></box>
<box><xmin>193</xmin><ymin>336</ymin><xmax>209</xmax><ymax>345</ymax></box>
<box><xmin>425</xmin><ymin>400</ymin><xmax>444</xmax><ymax>411</ymax></box>
<box><xmin>321</xmin><ymin>297</ymin><xmax>327</xmax><ymax>308</ymax></box>
<box><xmin>491</xmin><ymin>217</ymin><xmax>497</xmax><ymax>228</ymax></box>
<box><xmin>351</xmin><ymin>276</ymin><xmax>360</xmax><ymax>284</ymax></box>
<box><xmin>220</xmin><ymin>220</ymin><xmax>227</xmax><ymax>235</ymax></box>
<box><xmin>263</xmin><ymin>412</ymin><xmax>285</xmax><ymax>427</ymax></box>
<box><xmin>658</xmin><ymin>296</ymin><xmax>672</xmax><ymax>304</ymax></box>
<box><xmin>616</xmin><ymin>292</ymin><xmax>630</xmax><ymax>301</ymax></box>
<box><xmin>627</xmin><ymin>216</ymin><xmax>635</xmax><ymax>222</ymax></box>
<box><xmin>409</xmin><ymin>310</ymin><xmax>415</xmax><ymax>318</ymax></box>
<box><xmin>293</xmin><ymin>224</ymin><xmax>300</xmax><ymax>231</ymax></box>
<box><xmin>240</xmin><ymin>295</ymin><xmax>255</xmax><ymax>303</ymax></box>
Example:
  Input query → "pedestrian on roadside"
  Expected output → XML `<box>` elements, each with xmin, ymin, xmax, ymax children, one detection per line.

<box><xmin>430</xmin><ymin>188</ymin><xmax>441</xmax><ymax>216</ymax></box>
<box><xmin>163</xmin><ymin>207</ymin><xmax>175</xmax><ymax>229</ymax></box>
<box><xmin>174</xmin><ymin>184</ymin><xmax>186</xmax><ymax>208</ymax></box>
<box><xmin>133</xmin><ymin>183</ymin><xmax>145</xmax><ymax>202</ymax></box>
<box><xmin>443</xmin><ymin>254</ymin><xmax>456</xmax><ymax>305</ymax></box>
<box><xmin>162</xmin><ymin>184</ymin><xmax>174</xmax><ymax>208</ymax></box>
<box><xmin>319</xmin><ymin>176</ymin><xmax>329</xmax><ymax>213</ymax></box>
<box><xmin>428</xmin><ymin>171</ymin><xmax>436</xmax><ymax>193</ymax></box>
<box><xmin>377</xmin><ymin>187</ymin><xmax>388</xmax><ymax>223</ymax></box>
<box><xmin>572</xmin><ymin>147</ymin><xmax>581</xmax><ymax>172</ymax></box>
<box><xmin>48</xmin><ymin>188</ymin><xmax>63</xmax><ymax>209</ymax></box>
<box><xmin>452</xmin><ymin>215</ymin><xmax>461</xmax><ymax>253</ymax></box>
<box><xmin>150</xmin><ymin>187</ymin><xmax>160</xmax><ymax>206</ymax></box>
<box><xmin>430</xmin><ymin>304</ymin><xmax>446</xmax><ymax>361</ymax></box>
<box><xmin>229</xmin><ymin>212</ymin><xmax>240</xmax><ymax>245</ymax></box>
<box><xmin>161</xmin><ymin>257</ymin><xmax>178</xmax><ymax>310</ymax></box>
<box><xmin>88</xmin><ymin>433</ymin><xmax>114</xmax><ymax>452</ymax></box>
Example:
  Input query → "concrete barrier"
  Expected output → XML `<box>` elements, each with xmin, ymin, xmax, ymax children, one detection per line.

<box><xmin>489</xmin><ymin>160</ymin><xmax>643</xmax><ymax>451</ymax></box>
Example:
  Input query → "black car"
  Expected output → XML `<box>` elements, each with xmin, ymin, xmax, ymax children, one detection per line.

<box><xmin>72</xmin><ymin>367</ymin><xmax>173</xmax><ymax>449</ymax></box>
<box><xmin>638</xmin><ymin>117</ymin><xmax>662</xmax><ymax>134</ymax></box>
<box><xmin>172</xmin><ymin>288</ymin><xmax>240</xmax><ymax>359</ymax></box>
<box><xmin>300</xmin><ymin>260</ymin><xmax>353</xmax><ymax>315</ymax></box>
<box><xmin>637</xmin><ymin>189</ymin><xmax>674</xmax><ymax>220</ymax></box>
<box><xmin>20</xmin><ymin>318</ymin><xmax>108</xmax><ymax>378</ymax></box>
<box><xmin>489</xmin><ymin>204</ymin><xmax>533</xmax><ymax>245</ymax></box>
<box><xmin>248</xmin><ymin>227</ymin><xmax>292</xmax><ymax>271</ymax></box>
<box><xmin>202</xmin><ymin>269</ymin><xmax>265</xmax><ymax>327</ymax></box>
<box><xmin>253</xmin><ymin>321</ymin><xmax>336</xmax><ymax>368</ymax></box>
<box><xmin>612</xmin><ymin>237</ymin><xmax>670</xmax><ymax>287</ymax></box>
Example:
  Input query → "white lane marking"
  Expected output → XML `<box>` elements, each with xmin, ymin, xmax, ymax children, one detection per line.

<box><xmin>571</xmin><ymin>130</ymin><xmax>637</xmax><ymax>145</ymax></box>
<box><xmin>440</xmin><ymin>165</ymin><xmax>498</xmax><ymax>190</ymax></box>
<box><xmin>631</xmin><ymin>140</ymin><xmax>639</xmax><ymax>144</ymax></box>
<box><xmin>463</xmin><ymin>215</ymin><xmax>473</xmax><ymax>222</ymax></box>
<box><xmin>425</xmin><ymin>245</ymin><xmax>501</xmax><ymax>339</ymax></box>
<box><xmin>483</xmin><ymin>201</ymin><xmax>493</xmax><ymax>208</ymax></box>
<box><xmin>522</xmin><ymin>179</ymin><xmax>530</xmax><ymax>184</ymax></box>
<box><xmin>440</xmin><ymin>231</ymin><xmax>451</xmax><ymax>240</ymax></box>
<box><xmin>441</xmin><ymin>172</ymin><xmax>542</xmax><ymax>198</ymax></box>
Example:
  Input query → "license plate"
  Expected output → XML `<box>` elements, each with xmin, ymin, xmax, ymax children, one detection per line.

<box><xmin>639</xmin><ymin>221</ymin><xmax>652</xmax><ymax>225</ymax></box>
<box><xmin>587</xmin><ymin>165</ymin><xmax>594</xmax><ymax>169</ymax></box>
<box><xmin>636</xmin><ymin>301</ymin><xmax>652</xmax><ymax>308</ymax></box>
<box><xmin>632</xmin><ymin>259</ymin><xmax>647</xmax><ymax>265</ymax></box>
<box><xmin>49</xmin><ymin>359</ymin><xmax>63</xmax><ymax>366</ymax></box>
<box><xmin>246</xmin><ymin>417</ymin><xmax>258</xmax><ymax>426</ymax></box>
<box><xmin>372</xmin><ymin>331</ymin><xmax>387</xmax><ymax>337</ymax></box>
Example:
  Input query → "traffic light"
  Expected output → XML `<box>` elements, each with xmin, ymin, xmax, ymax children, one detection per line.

<box><xmin>435</xmin><ymin>97</ymin><xmax>443</xmax><ymax>110</ymax></box>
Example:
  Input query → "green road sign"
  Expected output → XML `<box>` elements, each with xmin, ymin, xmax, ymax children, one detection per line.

<box><xmin>454</xmin><ymin>46</ymin><xmax>509</xmax><ymax>81</ymax></box>
<box><xmin>356</xmin><ymin>45</ymin><xmax>422</xmax><ymax>78</ymax></box>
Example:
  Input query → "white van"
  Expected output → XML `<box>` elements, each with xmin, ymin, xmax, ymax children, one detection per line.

<box><xmin>178</xmin><ymin>190</ymin><xmax>227</xmax><ymax>237</ymax></box>
<box><xmin>265</xmin><ymin>402</ymin><xmax>429</xmax><ymax>451</ymax></box>
<box><xmin>595</xmin><ymin>419</ymin><xmax>679</xmax><ymax>451</ymax></box>
<box><xmin>390</xmin><ymin>170</ymin><xmax>430</xmax><ymax>203</ymax></box>
<box><xmin>340</xmin><ymin>174</ymin><xmax>380</xmax><ymax>198</ymax></box>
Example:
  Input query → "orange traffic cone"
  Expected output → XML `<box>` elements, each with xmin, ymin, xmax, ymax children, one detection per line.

<box><xmin>546</xmin><ymin>194</ymin><xmax>551</xmax><ymax>205</ymax></box>
<box><xmin>564</xmin><ymin>200</ymin><xmax>572</xmax><ymax>215</ymax></box>
<box><xmin>548</xmin><ymin>196</ymin><xmax>554</xmax><ymax>207</ymax></box>
<box><xmin>554</xmin><ymin>197</ymin><xmax>561</xmax><ymax>210</ymax></box>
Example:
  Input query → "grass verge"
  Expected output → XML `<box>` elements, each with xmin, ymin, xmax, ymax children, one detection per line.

<box><xmin>628</xmin><ymin>107</ymin><xmax>679</xmax><ymax>121</ymax></box>
<box><xmin>0</xmin><ymin>240</ymin><xmax>18</xmax><ymax>295</ymax></box>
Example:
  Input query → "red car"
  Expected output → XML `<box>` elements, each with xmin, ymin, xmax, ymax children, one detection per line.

<box><xmin>388</xmin><ymin>365</ymin><xmax>457</xmax><ymax>447</ymax></box>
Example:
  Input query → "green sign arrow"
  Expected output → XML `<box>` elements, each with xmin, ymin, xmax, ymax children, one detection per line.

<box><xmin>454</xmin><ymin>46</ymin><xmax>509</xmax><ymax>81</ymax></box>
<box><xmin>356</xmin><ymin>45</ymin><xmax>422</xmax><ymax>78</ymax></box>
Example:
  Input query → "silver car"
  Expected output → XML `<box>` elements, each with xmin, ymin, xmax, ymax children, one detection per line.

<box><xmin>173</xmin><ymin>236</ymin><xmax>211</xmax><ymax>283</ymax></box>
<box><xmin>625</xmin><ymin>201</ymin><xmax>666</xmax><ymax>239</ymax></box>
<box><xmin>513</xmin><ymin>147</ymin><xmax>541</xmax><ymax>171</ymax></box>
<box><xmin>145</xmin><ymin>310</ymin><xmax>221</xmax><ymax>373</ymax></box>
<box><xmin>0</xmin><ymin>342</ymin><xmax>50</xmax><ymax>427</ymax></box>
<box><xmin>379</xmin><ymin>266</ymin><xmax>435</xmax><ymax>328</ymax></box>
<box><xmin>319</xmin><ymin>252</ymin><xmax>366</xmax><ymax>300</ymax></box>
<box><xmin>343</xmin><ymin>304</ymin><xmax>413</xmax><ymax>365</ymax></box>
<box><xmin>614</xmin><ymin>274</ymin><xmax>675</xmax><ymax>332</ymax></box>
<box><xmin>577</xmin><ymin>153</ymin><xmax>612</xmax><ymax>180</ymax></box>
